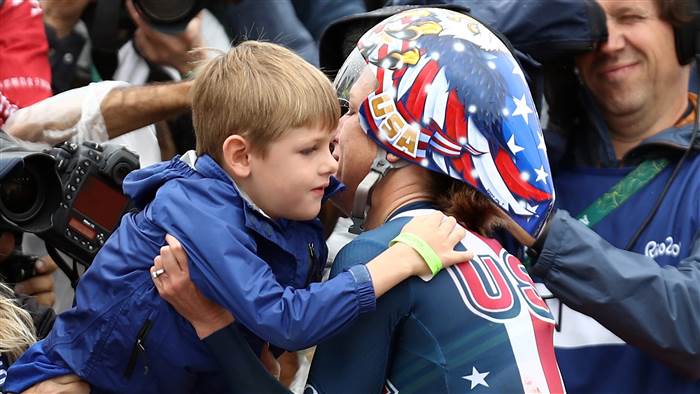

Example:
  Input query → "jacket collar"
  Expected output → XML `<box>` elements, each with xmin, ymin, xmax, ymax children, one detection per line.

<box><xmin>568</xmin><ymin>93</ymin><xmax>699</xmax><ymax>167</ymax></box>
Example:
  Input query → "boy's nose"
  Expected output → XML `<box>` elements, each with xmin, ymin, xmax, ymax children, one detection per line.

<box><xmin>322</xmin><ymin>148</ymin><xmax>339</xmax><ymax>175</ymax></box>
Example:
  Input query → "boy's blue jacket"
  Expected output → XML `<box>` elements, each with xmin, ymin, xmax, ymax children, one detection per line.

<box><xmin>6</xmin><ymin>153</ymin><xmax>375</xmax><ymax>393</ymax></box>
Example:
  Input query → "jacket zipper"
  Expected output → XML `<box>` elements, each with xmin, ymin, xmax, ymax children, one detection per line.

<box><xmin>124</xmin><ymin>319</ymin><xmax>153</xmax><ymax>378</ymax></box>
<box><xmin>304</xmin><ymin>242</ymin><xmax>319</xmax><ymax>286</ymax></box>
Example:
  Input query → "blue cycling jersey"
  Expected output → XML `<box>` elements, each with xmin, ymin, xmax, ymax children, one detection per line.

<box><xmin>307</xmin><ymin>204</ymin><xmax>565</xmax><ymax>394</ymax></box>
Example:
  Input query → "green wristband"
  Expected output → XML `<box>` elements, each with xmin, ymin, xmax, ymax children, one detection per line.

<box><xmin>389</xmin><ymin>232</ymin><xmax>443</xmax><ymax>276</ymax></box>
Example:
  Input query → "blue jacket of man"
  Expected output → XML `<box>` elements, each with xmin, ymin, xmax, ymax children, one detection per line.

<box><xmin>6</xmin><ymin>153</ymin><xmax>375</xmax><ymax>393</ymax></box>
<box><xmin>532</xmin><ymin>98</ymin><xmax>700</xmax><ymax>393</ymax></box>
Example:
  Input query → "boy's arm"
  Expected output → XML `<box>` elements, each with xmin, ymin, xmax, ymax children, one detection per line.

<box><xmin>152</xmin><ymin>190</ymin><xmax>469</xmax><ymax>350</ymax></box>
<box><xmin>150</xmin><ymin>188</ymin><xmax>376</xmax><ymax>350</ymax></box>
<box><xmin>306</xmin><ymin>240</ymin><xmax>412</xmax><ymax>394</ymax></box>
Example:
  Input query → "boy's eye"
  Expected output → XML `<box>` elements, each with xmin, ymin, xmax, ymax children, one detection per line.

<box><xmin>300</xmin><ymin>146</ymin><xmax>318</xmax><ymax>155</ymax></box>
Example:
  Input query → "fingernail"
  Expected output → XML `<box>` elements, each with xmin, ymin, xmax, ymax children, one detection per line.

<box><xmin>35</xmin><ymin>259</ymin><xmax>46</xmax><ymax>271</ymax></box>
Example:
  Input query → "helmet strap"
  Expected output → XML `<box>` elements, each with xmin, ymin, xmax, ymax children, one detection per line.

<box><xmin>348</xmin><ymin>148</ymin><xmax>407</xmax><ymax>234</ymax></box>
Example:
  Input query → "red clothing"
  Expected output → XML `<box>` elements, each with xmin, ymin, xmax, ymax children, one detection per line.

<box><xmin>0</xmin><ymin>0</ymin><xmax>52</xmax><ymax>108</ymax></box>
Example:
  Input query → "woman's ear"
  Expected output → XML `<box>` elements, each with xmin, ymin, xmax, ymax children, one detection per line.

<box><xmin>222</xmin><ymin>135</ymin><xmax>251</xmax><ymax>178</ymax></box>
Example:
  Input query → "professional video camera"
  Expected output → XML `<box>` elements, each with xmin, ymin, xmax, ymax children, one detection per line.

<box><xmin>0</xmin><ymin>131</ymin><xmax>139</xmax><ymax>286</ymax></box>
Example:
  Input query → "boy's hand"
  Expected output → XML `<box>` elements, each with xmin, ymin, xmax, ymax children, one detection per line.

<box><xmin>400</xmin><ymin>212</ymin><xmax>472</xmax><ymax>277</ymax></box>
<box><xmin>151</xmin><ymin>234</ymin><xmax>234</xmax><ymax>339</ymax></box>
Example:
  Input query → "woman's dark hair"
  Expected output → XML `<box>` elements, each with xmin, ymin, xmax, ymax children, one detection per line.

<box><xmin>427</xmin><ymin>172</ymin><xmax>504</xmax><ymax>237</ymax></box>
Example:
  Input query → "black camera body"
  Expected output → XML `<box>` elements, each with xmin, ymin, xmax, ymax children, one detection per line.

<box><xmin>1</xmin><ymin>132</ymin><xmax>139</xmax><ymax>273</ymax></box>
<box><xmin>40</xmin><ymin>141</ymin><xmax>139</xmax><ymax>265</ymax></box>
<box><xmin>0</xmin><ymin>250</ymin><xmax>37</xmax><ymax>284</ymax></box>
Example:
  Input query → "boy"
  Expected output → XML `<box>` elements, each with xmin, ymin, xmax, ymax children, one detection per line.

<box><xmin>6</xmin><ymin>41</ymin><xmax>469</xmax><ymax>393</ymax></box>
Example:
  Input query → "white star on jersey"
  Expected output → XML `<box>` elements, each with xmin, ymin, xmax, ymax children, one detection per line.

<box><xmin>463</xmin><ymin>366</ymin><xmax>490</xmax><ymax>389</ymax></box>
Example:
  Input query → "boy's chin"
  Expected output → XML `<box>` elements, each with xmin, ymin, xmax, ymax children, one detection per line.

<box><xmin>284</xmin><ymin>205</ymin><xmax>323</xmax><ymax>221</ymax></box>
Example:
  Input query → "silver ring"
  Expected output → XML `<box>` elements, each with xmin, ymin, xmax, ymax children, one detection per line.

<box><xmin>151</xmin><ymin>268</ymin><xmax>165</xmax><ymax>279</ymax></box>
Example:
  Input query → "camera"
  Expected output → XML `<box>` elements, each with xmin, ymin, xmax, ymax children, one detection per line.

<box><xmin>82</xmin><ymin>0</ymin><xmax>211</xmax><ymax>79</ymax></box>
<box><xmin>0</xmin><ymin>251</ymin><xmax>37</xmax><ymax>284</ymax></box>
<box><xmin>39</xmin><ymin>140</ymin><xmax>139</xmax><ymax>265</ymax></box>
<box><xmin>0</xmin><ymin>131</ymin><xmax>139</xmax><ymax>274</ymax></box>
<box><xmin>131</xmin><ymin>0</ymin><xmax>208</xmax><ymax>33</ymax></box>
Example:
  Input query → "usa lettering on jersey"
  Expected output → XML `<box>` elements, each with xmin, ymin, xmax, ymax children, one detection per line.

<box><xmin>447</xmin><ymin>231</ymin><xmax>564</xmax><ymax>393</ymax></box>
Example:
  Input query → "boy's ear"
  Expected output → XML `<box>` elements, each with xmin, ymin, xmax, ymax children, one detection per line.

<box><xmin>222</xmin><ymin>135</ymin><xmax>252</xmax><ymax>178</ymax></box>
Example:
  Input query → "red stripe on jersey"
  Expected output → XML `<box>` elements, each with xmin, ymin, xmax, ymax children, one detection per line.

<box><xmin>494</xmin><ymin>149</ymin><xmax>551</xmax><ymax>201</ymax></box>
<box><xmin>405</xmin><ymin>60</ymin><xmax>440</xmax><ymax>115</ymax></box>
<box><xmin>472</xmin><ymin>232</ymin><xmax>508</xmax><ymax>257</ymax></box>
<box><xmin>530</xmin><ymin>313</ymin><xmax>566</xmax><ymax>394</ymax></box>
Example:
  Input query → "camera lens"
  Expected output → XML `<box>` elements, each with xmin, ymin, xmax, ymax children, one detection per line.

<box><xmin>0</xmin><ymin>165</ymin><xmax>45</xmax><ymax>223</ymax></box>
<box><xmin>136</xmin><ymin>0</ymin><xmax>198</xmax><ymax>23</ymax></box>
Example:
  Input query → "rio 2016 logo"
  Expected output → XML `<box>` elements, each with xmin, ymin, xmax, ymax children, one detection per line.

<box><xmin>644</xmin><ymin>236</ymin><xmax>681</xmax><ymax>258</ymax></box>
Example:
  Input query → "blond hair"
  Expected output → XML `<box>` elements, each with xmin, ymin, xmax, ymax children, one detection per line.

<box><xmin>191</xmin><ymin>41</ymin><xmax>340</xmax><ymax>163</ymax></box>
<box><xmin>0</xmin><ymin>283</ymin><xmax>35</xmax><ymax>364</ymax></box>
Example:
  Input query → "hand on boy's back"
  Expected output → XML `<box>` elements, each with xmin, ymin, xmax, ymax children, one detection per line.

<box><xmin>152</xmin><ymin>234</ymin><xmax>234</xmax><ymax>339</ymax></box>
<box><xmin>401</xmin><ymin>212</ymin><xmax>473</xmax><ymax>277</ymax></box>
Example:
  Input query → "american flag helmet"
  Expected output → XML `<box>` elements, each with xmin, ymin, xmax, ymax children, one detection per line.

<box><xmin>334</xmin><ymin>8</ymin><xmax>555</xmax><ymax>238</ymax></box>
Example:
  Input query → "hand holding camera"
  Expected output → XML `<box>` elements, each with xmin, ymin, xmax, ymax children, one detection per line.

<box><xmin>0</xmin><ymin>232</ymin><xmax>58</xmax><ymax>306</ymax></box>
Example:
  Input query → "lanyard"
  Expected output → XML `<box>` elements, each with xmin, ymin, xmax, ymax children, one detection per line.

<box><xmin>575</xmin><ymin>158</ymin><xmax>670</xmax><ymax>227</ymax></box>
<box><xmin>523</xmin><ymin>158</ymin><xmax>669</xmax><ymax>269</ymax></box>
